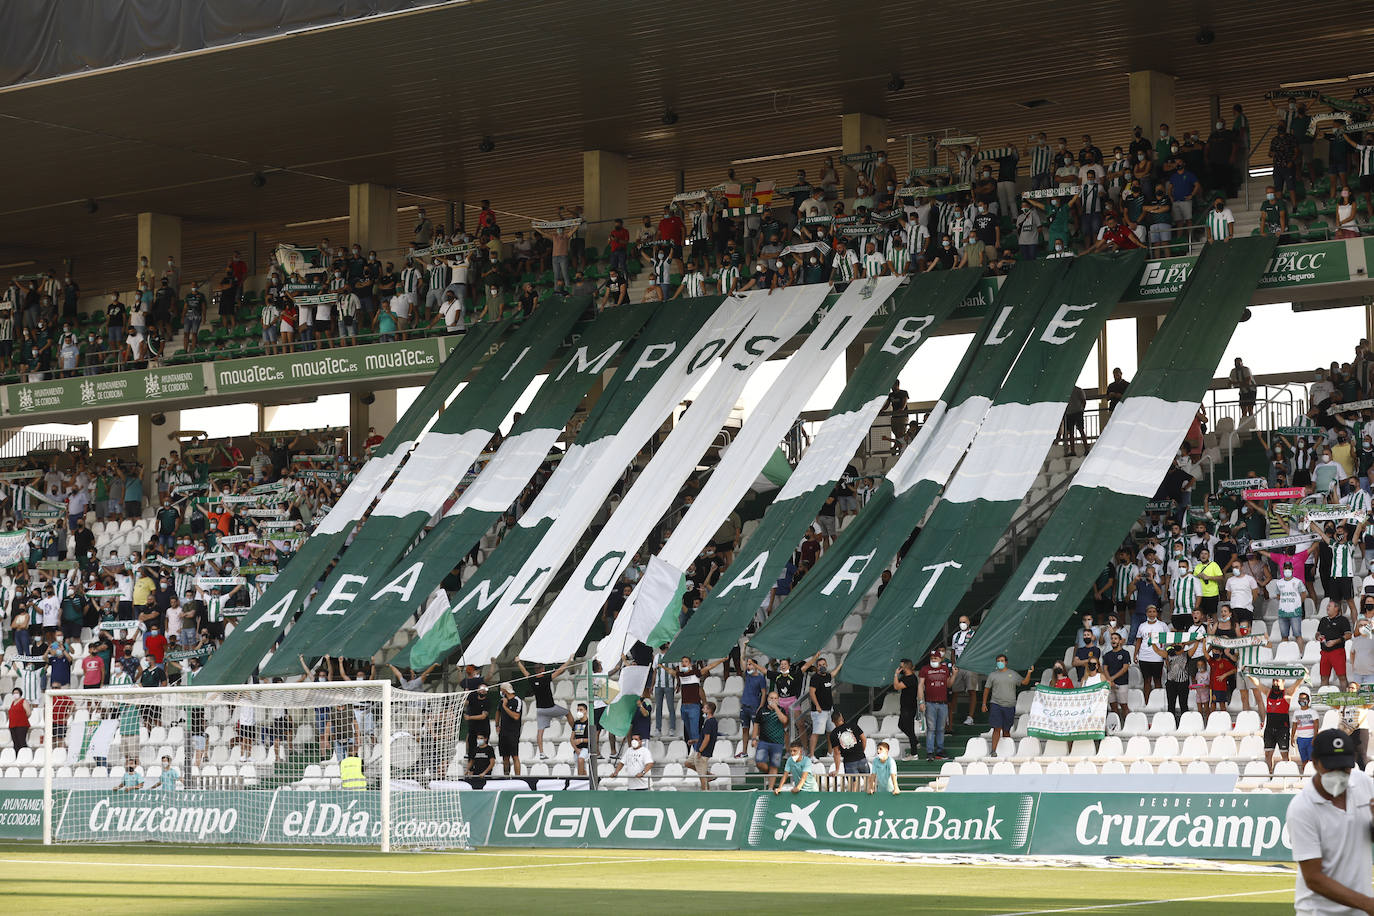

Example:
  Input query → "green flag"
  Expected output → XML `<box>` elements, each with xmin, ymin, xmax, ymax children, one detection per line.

<box><xmin>958</xmin><ymin>237</ymin><xmax>1278</xmax><ymax>675</ymax></box>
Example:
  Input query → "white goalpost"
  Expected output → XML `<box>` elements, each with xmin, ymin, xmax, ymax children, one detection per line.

<box><xmin>41</xmin><ymin>681</ymin><xmax>475</xmax><ymax>852</ymax></box>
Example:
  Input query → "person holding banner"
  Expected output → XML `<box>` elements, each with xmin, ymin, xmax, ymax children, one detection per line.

<box><xmin>1249</xmin><ymin>671</ymin><xmax>1306</xmax><ymax>772</ymax></box>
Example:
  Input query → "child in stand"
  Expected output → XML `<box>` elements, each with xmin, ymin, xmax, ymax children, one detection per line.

<box><xmin>1192</xmin><ymin>655</ymin><xmax>1212</xmax><ymax>715</ymax></box>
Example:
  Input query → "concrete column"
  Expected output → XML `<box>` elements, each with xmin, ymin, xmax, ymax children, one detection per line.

<box><xmin>841</xmin><ymin>113</ymin><xmax>888</xmax><ymax>198</ymax></box>
<box><xmin>137</xmin><ymin>213</ymin><xmax>182</xmax><ymax>288</ymax></box>
<box><xmin>349</xmin><ymin>183</ymin><xmax>398</xmax><ymax>257</ymax></box>
<box><xmin>583</xmin><ymin>150</ymin><xmax>629</xmax><ymax>251</ymax></box>
<box><xmin>1129</xmin><ymin>70</ymin><xmax>1177</xmax><ymax>138</ymax></box>
<box><xmin>1136</xmin><ymin>314</ymin><xmax>1164</xmax><ymax>364</ymax></box>
<box><xmin>348</xmin><ymin>389</ymin><xmax>397</xmax><ymax>456</ymax></box>
<box><xmin>136</xmin><ymin>409</ymin><xmax>181</xmax><ymax>498</ymax></box>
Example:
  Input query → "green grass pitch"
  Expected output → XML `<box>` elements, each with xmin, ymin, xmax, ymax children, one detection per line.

<box><xmin>0</xmin><ymin>843</ymin><xmax>1299</xmax><ymax>914</ymax></box>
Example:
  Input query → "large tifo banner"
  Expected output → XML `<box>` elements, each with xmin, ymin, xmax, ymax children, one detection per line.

<box><xmin>588</xmin><ymin>276</ymin><xmax>902</xmax><ymax>666</ymax></box>
<box><xmin>257</xmin><ymin>296</ymin><xmax>592</xmax><ymax>676</ymax></box>
<box><xmin>1026</xmin><ymin>683</ymin><xmax>1109</xmax><ymax>741</ymax></box>
<box><xmin>748</xmin><ymin>260</ymin><xmax>1070</xmax><ymax>665</ymax></box>
<box><xmin>669</xmin><ymin>268</ymin><xmax>985</xmax><ymax>661</ymax></box>
<box><xmin>198</xmin><ymin>319</ymin><xmax>513</xmax><ymax>684</ymax></box>
<box><xmin>462</xmin><ymin>285</ymin><xmax>829</xmax><ymax>667</ymax></box>
<box><xmin>0</xmin><ymin>789</ymin><xmax>1293</xmax><ymax>861</ymax></box>
<box><xmin>837</xmin><ymin>251</ymin><xmax>1145</xmax><ymax>685</ymax></box>
<box><xmin>958</xmin><ymin>236</ymin><xmax>1279</xmax><ymax>675</ymax></box>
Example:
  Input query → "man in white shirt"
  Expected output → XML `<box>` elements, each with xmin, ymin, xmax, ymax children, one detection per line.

<box><xmin>1133</xmin><ymin>605</ymin><xmax>1170</xmax><ymax>698</ymax></box>
<box><xmin>438</xmin><ymin>290</ymin><xmax>465</xmax><ymax>333</ymax></box>
<box><xmin>1224</xmin><ymin>559</ymin><xmax>1260</xmax><ymax>620</ymax></box>
<box><xmin>1286</xmin><ymin>729</ymin><xmax>1374</xmax><ymax>913</ymax></box>
<box><xmin>612</xmin><ymin>735</ymin><xmax>654</xmax><ymax>790</ymax></box>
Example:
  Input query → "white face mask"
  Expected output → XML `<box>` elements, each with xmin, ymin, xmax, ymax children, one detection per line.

<box><xmin>958</xmin><ymin>621</ymin><xmax>969</xmax><ymax>630</ymax></box>
<box><xmin>1320</xmin><ymin>769</ymin><xmax>1350</xmax><ymax>796</ymax></box>
<box><xmin>877</xmin><ymin>750</ymin><xmax>888</xmax><ymax>760</ymax></box>
<box><xmin>1283</xmin><ymin>570</ymin><xmax>1293</xmax><ymax>579</ymax></box>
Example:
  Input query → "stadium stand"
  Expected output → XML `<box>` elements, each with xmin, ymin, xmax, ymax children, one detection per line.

<box><xmin>6</xmin><ymin>81</ymin><xmax>1374</xmax><ymax>804</ymax></box>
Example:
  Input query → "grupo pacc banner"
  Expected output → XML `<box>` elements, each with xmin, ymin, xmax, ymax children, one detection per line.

<box><xmin>669</xmin><ymin>268</ymin><xmax>984</xmax><ymax>662</ymax></box>
<box><xmin>1026</xmin><ymin>682</ymin><xmax>1110</xmax><ymax>741</ymax></box>
<box><xmin>958</xmin><ymin>237</ymin><xmax>1278</xmax><ymax>676</ymax></box>
<box><xmin>197</xmin><ymin>319</ymin><xmax>512</xmax><ymax>685</ymax></box>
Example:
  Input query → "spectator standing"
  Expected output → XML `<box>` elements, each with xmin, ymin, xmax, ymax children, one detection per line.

<box><xmin>982</xmin><ymin>655</ymin><xmax>1033</xmax><ymax>755</ymax></box>
<box><xmin>1291</xmin><ymin>692</ymin><xmax>1318</xmax><ymax>765</ymax></box>
<box><xmin>611</xmin><ymin>735</ymin><xmax>653</xmax><ymax>790</ymax></box>
<box><xmin>893</xmin><ymin>658</ymin><xmax>921</xmax><ymax>759</ymax></box>
<box><xmin>828</xmin><ymin>710</ymin><xmax>868</xmax><ymax>786</ymax></box>
<box><xmin>1229</xmin><ymin>358</ymin><xmax>1258</xmax><ymax>418</ymax></box>
<box><xmin>496</xmin><ymin>682</ymin><xmax>523</xmax><ymax>776</ymax></box>
<box><xmin>516</xmin><ymin>659</ymin><xmax>571</xmax><ymax>759</ymax></box>
<box><xmin>737</xmin><ymin>657</ymin><xmax>768</xmax><ymax>757</ymax></box>
<box><xmin>651</xmin><ymin>644</ymin><xmax>677</xmax><ymax>736</ymax></box>
<box><xmin>1318</xmin><ymin>599</ymin><xmax>1354</xmax><ymax>687</ymax></box>
<box><xmin>751</xmin><ymin>690</ymin><xmax>788</xmax><ymax>789</ymax></box>
<box><xmin>917</xmin><ymin>650</ymin><xmax>951</xmax><ymax>761</ymax></box>
<box><xmin>7</xmin><ymin>688</ymin><xmax>32</xmax><ymax>749</ymax></box>
<box><xmin>689</xmin><ymin>701</ymin><xmax>719</xmax><ymax>790</ymax></box>
<box><xmin>1134</xmin><ymin>605</ymin><xmax>1169</xmax><ymax>697</ymax></box>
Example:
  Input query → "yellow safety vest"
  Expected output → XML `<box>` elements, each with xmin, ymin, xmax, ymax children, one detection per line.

<box><xmin>339</xmin><ymin>756</ymin><xmax>366</xmax><ymax>789</ymax></box>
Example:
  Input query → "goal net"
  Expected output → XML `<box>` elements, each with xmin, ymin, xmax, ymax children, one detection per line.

<box><xmin>41</xmin><ymin>681</ymin><xmax>474</xmax><ymax>851</ymax></box>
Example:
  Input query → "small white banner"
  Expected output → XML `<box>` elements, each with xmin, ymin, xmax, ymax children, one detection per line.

<box><xmin>1027</xmin><ymin>682</ymin><xmax>1110</xmax><ymax>741</ymax></box>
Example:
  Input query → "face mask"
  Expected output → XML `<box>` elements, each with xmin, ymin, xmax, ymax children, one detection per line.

<box><xmin>958</xmin><ymin>621</ymin><xmax>969</xmax><ymax>631</ymax></box>
<box><xmin>942</xmin><ymin>241</ymin><xmax>951</xmax><ymax>248</ymax></box>
<box><xmin>1283</xmin><ymin>570</ymin><xmax>1293</xmax><ymax>579</ymax></box>
<box><xmin>631</xmin><ymin>739</ymin><xmax>641</xmax><ymax>749</ymax></box>
<box><xmin>1171</xmin><ymin>146</ymin><xmax>1179</xmax><ymax>154</ymax></box>
<box><xmin>1054</xmin><ymin>244</ymin><xmax>1064</xmax><ymax>251</ymax></box>
<box><xmin>877</xmin><ymin>750</ymin><xmax>888</xmax><ymax>760</ymax></box>
<box><xmin>996</xmin><ymin>661</ymin><xmax>1007</xmax><ymax>670</ymax></box>
<box><xmin>1320</xmin><ymin>770</ymin><xmax>1350</xmax><ymax>796</ymax></box>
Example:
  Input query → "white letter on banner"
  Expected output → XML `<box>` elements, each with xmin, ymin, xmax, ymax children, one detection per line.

<box><xmin>556</xmin><ymin>341</ymin><xmax>624</xmax><ymax>381</ymax></box>
<box><xmin>717</xmin><ymin>552</ymin><xmax>768</xmax><ymax>596</ymax></box>
<box><xmin>880</xmin><ymin>316</ymin><xmax>935</xmax><ymax>355</ymax></box>
<box><xmin>244</xmin><ymin>590</ymin><xmax>297</xmax><ymax>632</ymax></box>
<box><xmin>1018</xmin><ymin>555</ymin><xmax>1084</xmax><ymax>602</ymax></box>
<box><xmin>821</xmin><ymin>551</ymin><xmax>875</xmax><ymax>596</ymax></box>
<box><xmin>499</xmin><ymin>346</ymin><xmax>532</xmax><ymax>381</ymax></box>
<box><xmin>1039</xmin><ymin>303</ymin><xmax>1096</xmax><ymax>345</ymax></box>
<box><xmin>316</xmin><ymin>575</ymin><xmax>369</xmax><ymax>616</ymax></box>
<box><xmin>985</xmin><ymin>306</ymin><xmax>1015</xmax><ymax>345</ymax></box>
<box><xmin>625</xmin><ymin>343</ymin><xmax>677</xmax><ymax>381</ymax></box>
<box><xmin>369</xmin><ymin>562</ymin><xmax>423</xmax><ymax>604</ymax></box>
<box><xmin>912</xmin><ymin>560</ymin><xmax>962</xmax><ymax>609</ymax></box>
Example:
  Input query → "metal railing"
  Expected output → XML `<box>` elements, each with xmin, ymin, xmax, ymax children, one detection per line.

<box><xmin>0</xmin><ymin>430</ymin><xmax>88</xmax><ymax>458</ymax></box>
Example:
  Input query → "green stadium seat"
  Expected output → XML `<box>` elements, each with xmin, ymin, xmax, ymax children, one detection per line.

<box><xmin>584</xmin><ymin>246</ymin><xmax>600</xmax><ymax>262</ymax></box>
<box><xmin>1304</xmin><ymin>220</ymin><xmax>1330</xmax><ymax>241</ymax></box>
<box><xmin>1294</xmin><ymin>199</ymin><xmax>1318</xmax><ymax>222</ymax></box>
<box><xmin>197</xmin><ymin>330</ymin><xmax>214</xmax><ymax>345</ymax></box>
<box><xmin>1319</xmin><ymin>199</ymin><xmax>1338</xmax><ymax>217</ymax></box>
<box><xmin>1250</xmin><ymin>226</ymin><xmax>1263</xmax><ymax>236</ymax></box>
<box><xmin>1310</xmin><ymin>175</ymin><xmax>1332</xmax><ymax>198</ymax></box>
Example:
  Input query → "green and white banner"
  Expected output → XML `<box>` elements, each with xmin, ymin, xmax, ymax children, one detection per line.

<box><xmin>197</xmin><ymin>319</ymin><xmax>513</xmax><ymax>685</ymax></box>
<box><xmin>258</xmin><ymin>297</ymin><xmax>591</xmax><ymax>676</ymax></box>
<box><xmin>959</xmin><ymin>237</ymin><xmax>1277</xmax><ymax>675</ymax></box>
<box><xmin>592</xmin><ymin>276</ymin><xmax>903</xmax><ymax>667</ymax></box>
<box><xmin>314</xmin><ymin>301</ymin><xmax>660</xmax><ymax>662</ymax></box>
<box><xmin>840</xmin><ymin>252</ymin><xmax>1145</xmax><ymax>685</ymax></box>
<box><xmin>1026</xmin><ymin>682</ymin><xmax>1110</xmax><ymax>740</ymax></box>
<box><xmin>668</xmin><ymin>269</ymin><xmax>984</xmax><ymax>662</ymax></box>
<box><xmin>401</xmin><ymin>294</ymin><xmax>747</xmax><ymax>670</ymax></box>
<box><xmin>470</xmin><ymin>285</ymin><xmax>829</xmax><ymax>667</ymax></box>
<box><xmin>0</xmin><ymin>528</ymin><xmax>29</xmax><ymax>567</ymax></box>
<box><xmin>1244</xmin><ymin>663</ymin><xmax>1307</xmax><ymax>680</ymax></box>
<box><xmin>748</xmin><ymin>260</ymin><xmax>1072</xmax><ymax>663</ymax></box>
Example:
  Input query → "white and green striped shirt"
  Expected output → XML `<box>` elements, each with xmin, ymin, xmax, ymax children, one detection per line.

<box><xmin>1205</xmin><ymin>206</ymin><xmax>1234</xmax><ymax>241</ymax></box>
<box><xmin>861</xmin><ymin>251</ymin><xmax>886</xmax><ymax>277</ymax></box>
<box><xmin>1113</xmin><ymin>563</ymin><xmax>1137</xmax><ymax>602</ymax></box>
<box><xmin>888</xmin><ymin>245</ymin><xmax>909</xmax><ymax>275</ymax></box>
<box><xmin>1030</xmin><ymin>143</ymin><xmax>1052</xmax><ymax>177</ymax></box>
<box><xmin>400</xmin><ymin>267</ymin><xmax>421</xmax><ymax>294</ymax></box>
<box><xmin>680</xmin><ymin>271</ymin><xmax>706</xmax><ymax>298</ymax></box>
<box><xmin>1331</xmin><ymin>540</ymin><xmax>1356</xmax><ymax>577</ymax></box>
<box><xmin>428</xmin><ymin>261</ymin><xmax>451</xmax><ymax>290</ymax></box>
<box><xmin>1343</xmin><ymin>488</ymin><xmax>1371</xmax><ymax>516</ymax></box>
<box><xmin>1169</xmin><ymin>573</ymin><xmax>1200</xmax><ymax>615</ymax></box>
<box><xmin>716</xmin><ymin>265</ymin><xmax>741</xmax><ymax>295</ymax></box>
<box><xmin>832</xmin><ymin>250</ymin><xmax>858</xmax><ymax>283</ymax></box>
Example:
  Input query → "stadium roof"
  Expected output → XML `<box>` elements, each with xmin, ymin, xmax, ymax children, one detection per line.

<box><xmin>1</xmin><ymin>0</ymin><xmax>1369</xmax><ymax>291</ymax></box>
